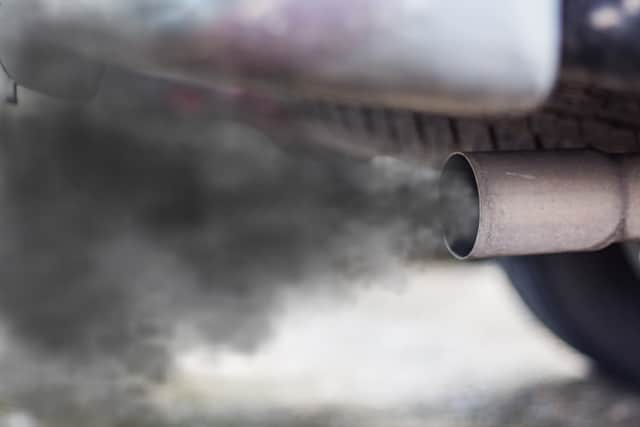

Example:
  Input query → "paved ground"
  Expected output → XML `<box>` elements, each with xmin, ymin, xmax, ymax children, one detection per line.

<box><xmin>2</xmin><ymin>248</ymin><xmax>640</xmax><ymax>427</ymax></box>
<box><xmin>144</xmin><ymin>263</ymin><xmax>640</xmax><ymax>427</ymax></box>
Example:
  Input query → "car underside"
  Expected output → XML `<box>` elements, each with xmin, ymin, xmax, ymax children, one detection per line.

<box><xmin>3</xmin><ymin>0</ymin><xmax>640</xmax><ymax>385</ymax></box>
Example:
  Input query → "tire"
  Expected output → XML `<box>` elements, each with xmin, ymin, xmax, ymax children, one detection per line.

<box><xmin>301</xmin><ymin>82</ymin><xmax>640</xmax><ymax>162</ymax></box>
<box><xmin>500</xmin><ymin>246</ymin><xmax>640</xmax><ymax>384</ymax></box>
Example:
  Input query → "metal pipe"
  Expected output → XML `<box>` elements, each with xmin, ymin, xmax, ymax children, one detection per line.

<box><xmin>440</xmin><ymin>151</ymin><xmax>640</xmax><ymax>259</ymax></box>
<box><xmin>0</xmin><ymin>0</ymin><xmax>560</xmax><ymax>112</ymax></box>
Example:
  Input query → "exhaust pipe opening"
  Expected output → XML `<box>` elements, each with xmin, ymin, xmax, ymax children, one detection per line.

<box><xmin>440</xmin><ymin>150</ymin><xmax>640</xmax><ymax>259</ymax></box>
<box><xmin>440</xmin><ymin>153</ymin><xmax>480</xmax><ymax>259</ymax></box>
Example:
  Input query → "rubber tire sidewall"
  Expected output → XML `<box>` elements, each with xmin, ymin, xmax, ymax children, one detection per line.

<box><xmin>500</xmin><ymin>246</ymin><xmax>640</xmax><ymax>385</ymax></box>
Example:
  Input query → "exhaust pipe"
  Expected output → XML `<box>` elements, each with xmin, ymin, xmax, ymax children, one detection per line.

<box><xmin>440</xmin><ymin>151</ymin><xmax>640</xmax><ymax>259</ymax></box>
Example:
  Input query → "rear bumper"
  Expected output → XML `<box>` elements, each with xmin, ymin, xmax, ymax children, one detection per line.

<box><xmin>0</xmin><ymin>0</ymin><xmax>561</xmax><ymax>114</ymax></box>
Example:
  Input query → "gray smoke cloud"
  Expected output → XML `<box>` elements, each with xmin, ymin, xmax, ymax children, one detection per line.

<box><xmin>0</xmin><ymin>75</ymin><xmax>443</xmax><ymax>425</ymax></box>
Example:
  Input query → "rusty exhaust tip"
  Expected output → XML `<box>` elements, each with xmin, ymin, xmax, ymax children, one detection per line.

<box><xmin>440</xmin><ymin>153</ymin><xmax>480</xmax><ymax>260</ymax></box>
<box><xmin>439</xmin><ymin>150</ymin><xmax>640</xmax><ymax>259</ymax></box>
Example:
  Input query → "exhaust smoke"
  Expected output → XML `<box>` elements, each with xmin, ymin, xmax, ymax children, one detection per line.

<box><xmin>0</xmin><ymin>97</ymin><xmax>443</xmax><ymax>424</ymax></box>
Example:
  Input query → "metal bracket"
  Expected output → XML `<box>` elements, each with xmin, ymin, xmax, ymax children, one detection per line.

<box><xmin>0</xmin><ymin>62</ymin><xmax>17</xmax><ymax>105</ymax></box>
